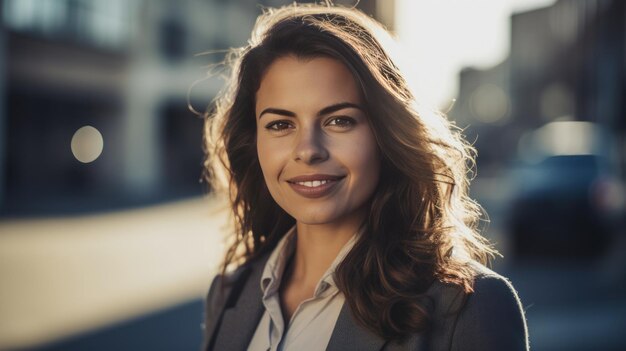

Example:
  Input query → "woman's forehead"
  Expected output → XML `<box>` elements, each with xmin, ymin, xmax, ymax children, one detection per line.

<box><xmin>255</xmin><ymin>56</ymin><xmax>362</xmax><ymax>110</ymax></box>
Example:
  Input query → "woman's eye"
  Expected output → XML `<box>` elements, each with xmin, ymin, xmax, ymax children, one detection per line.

<box><xmin>327</xmin><ymin>117</ymin><xmax>356</xmax><ymax>128</ymax></box>
<box><xmin>265</xmin><ymin>121</ymin><xmax>292</xmax><ymax>131</ymax></box>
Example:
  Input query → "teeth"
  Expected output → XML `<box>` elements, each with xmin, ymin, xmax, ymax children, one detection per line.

<box><xmin>296</xmin><ymin>180</ymin><xmax>330</xmax><ymax>187</ymax></box>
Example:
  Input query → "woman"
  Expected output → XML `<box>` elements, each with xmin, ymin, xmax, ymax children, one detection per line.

<box><xmin>201</xmin><ymin>3</ymin><xmax>529</xmax><ymax>350</ymax></box>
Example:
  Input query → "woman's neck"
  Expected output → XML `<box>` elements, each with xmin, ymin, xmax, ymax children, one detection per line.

<box><xmin>289</xmin><ymin>209</ymin><xmax>366</xmax><ymax>289</ymax></box>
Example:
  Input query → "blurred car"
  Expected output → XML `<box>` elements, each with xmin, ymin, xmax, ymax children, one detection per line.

<box><xmin>505</xmin><ymin>122</ymin><xmax>624</xmax><ymax>259</ymax></box>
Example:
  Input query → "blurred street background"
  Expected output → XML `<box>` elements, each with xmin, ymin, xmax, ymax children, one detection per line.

<box><xmin>0</xmin><ymin>0</ymin><xmax>624</xmax><ymax>350</ymax></box>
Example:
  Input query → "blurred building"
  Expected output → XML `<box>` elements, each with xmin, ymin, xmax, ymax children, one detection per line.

<box><xmin>451</xmin><ymin>0</ymin><xmax>625</xmax><ymax>176</ymax></box>
<box><xmin>0</xmin><ymin>0</ymin><xmax>391</xmax><ymax>216</ymax></box>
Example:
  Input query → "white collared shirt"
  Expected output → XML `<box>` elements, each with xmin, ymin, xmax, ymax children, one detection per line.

<box><xmin>247</xmin><ymin>225</ymin><xmax>361</xmax><ymax>351</ymax></box>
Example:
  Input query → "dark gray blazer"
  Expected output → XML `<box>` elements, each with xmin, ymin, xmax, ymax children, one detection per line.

<box><xmin>202</xmin><ymin>253</ymin><xmax>529</xmax><ymax>351</ymax></box>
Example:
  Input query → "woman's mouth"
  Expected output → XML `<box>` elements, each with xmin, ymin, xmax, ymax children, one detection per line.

<box><xmin>286</xmin><ymin>175</ymin><xmax>345</xmax><ymax>198</ymax></box>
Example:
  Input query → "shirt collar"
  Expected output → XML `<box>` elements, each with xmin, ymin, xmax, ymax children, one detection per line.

<box><xmin>260</xmin><ymin>225</ymin><xmax>297</xmax><ymax>296</ymax></box>
<box><xmin>317</xmin><ymin>229</ymin><xmax>360</xmax><ymax>290</ymax></box>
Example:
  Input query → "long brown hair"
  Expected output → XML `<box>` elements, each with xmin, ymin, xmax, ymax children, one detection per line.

<box><xmin>203</xmin><ymin>2</ymin><xmax>497</xmax><ymax>340</ymax></box>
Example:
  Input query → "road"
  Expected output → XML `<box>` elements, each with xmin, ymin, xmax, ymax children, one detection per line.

<box><xmin>0</xmin><ymin>195</ymin><xmax>227</xmax><ymax>350</ymax></box>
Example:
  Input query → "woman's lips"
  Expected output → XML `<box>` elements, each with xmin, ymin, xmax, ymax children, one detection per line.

<box><xmin>287</xmin><ymin>176</ymin><xmax>345</xmax><ymax>198</ymax></box>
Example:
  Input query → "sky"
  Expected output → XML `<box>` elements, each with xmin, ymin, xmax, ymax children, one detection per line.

<box><xmin>395</xmin><ymin>0</ymin><xmax>556</xmax><ymax>109</ymax></box>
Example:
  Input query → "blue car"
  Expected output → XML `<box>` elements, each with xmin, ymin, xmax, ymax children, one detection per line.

<box><xmin>505</xmin><ymin>153</ymin><xmax>623</xmax><ymax>259</ymax></box>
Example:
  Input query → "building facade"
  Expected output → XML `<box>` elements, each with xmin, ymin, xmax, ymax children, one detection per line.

<box><xmin>0</xmin><ymin>0</ymin><xmax>388</xmax><ymax>215</ymax></box>
<box><xmin>451</xmin><ymin>0</ymin><xmax>625</xmax><ymax>176</ymax></box>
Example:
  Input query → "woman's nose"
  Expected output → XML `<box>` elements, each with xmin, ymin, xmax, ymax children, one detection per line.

<box><xmin>293</xmin><ymin>126</ymin><xmax>329</xmax><ymax>164</ymax></box>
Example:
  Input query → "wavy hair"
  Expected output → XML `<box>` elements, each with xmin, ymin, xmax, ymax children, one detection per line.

<box><xmin>203</xmin><ymin>2</ymin><xmax>497</xmax><ymax>341</ymax></box>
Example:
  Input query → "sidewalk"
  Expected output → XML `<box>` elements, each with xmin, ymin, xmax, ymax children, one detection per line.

<box><xmin>0</xmin><ymin>196</ymin><xmax>228</xmax><ymax>349</ymax></box>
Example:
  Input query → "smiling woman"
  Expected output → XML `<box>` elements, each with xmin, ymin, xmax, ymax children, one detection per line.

<box><xmin>201</xmin><ymin>3</ymin><xmax>528</xmax><ymax>351</ymax></box>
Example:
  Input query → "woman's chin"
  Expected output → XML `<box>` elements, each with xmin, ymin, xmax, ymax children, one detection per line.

<box><xmin>289</xmin><ymin>207</ymin><xmax>367</xmax><ymax>227</ymax></box>
<box><xmin>288</xmin><ymin>209</ymin><xmax>342</xmax><ymax>226</ymax></box>
<box><xmin>292</xmin><ymin>215</ymin><xmax>338</xmax><ymax>226</ymax></box>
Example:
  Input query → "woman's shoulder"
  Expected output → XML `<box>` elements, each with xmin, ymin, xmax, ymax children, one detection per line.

<box><xmin>426</xmin><ymin>261</ymin><xmax>530</xmax><ymax>351</ymax></box>
<box><xmin>205</xmin><ymin>252</ymin><xmax>271</xmax><ymax>314</ymax></box>
<box><xmin>204</xmin><ymin>265</ymin><xmax>246</xmax><ymax>326</ymax></box>
<box><xmin>464</xmin><ymin>261</ymin><xmax>523</xmax><ymax>309</ymax></box>
<box><xmin>205</xmin><ymin>255</ymin><xmax>264</xmax><ymax>305</ymax></box>
<box><xmin>426</xmin><ymin>260</ymin><xmax>519</xmax><ymax>309</ymax></box>
<box><xmin>202</xmin><ymin>255</ymin><xmax>268</xmax><ymax>347</ymax></box>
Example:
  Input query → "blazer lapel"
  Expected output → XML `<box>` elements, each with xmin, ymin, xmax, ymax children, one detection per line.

<box><xmin>327</xmin><ymin>302</ymin><xmax>427</xmax><ymax>351</ymax></box>
<box><xmin>326</xmin><ymin>302</ymin><xmax>387</xmax><ymax>351</ymax></box>
<box><xmin>212</xmin><ymin>255</ymin><xmax>268</xmax><ymax>351</ymax></box>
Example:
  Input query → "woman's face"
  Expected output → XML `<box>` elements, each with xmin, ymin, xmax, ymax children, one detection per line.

<box><xmin>255</xmin><ymin>55</ymin><xmax>380</xmax><ymax>225</ymax></box>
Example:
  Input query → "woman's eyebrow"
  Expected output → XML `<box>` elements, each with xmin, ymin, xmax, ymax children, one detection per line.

<box><xmin>258</xmin><ymin>102</ymin><xmax>363</xmax><ymax>119</ymax></box>
<box><xmin>317</xmin><ymin>102</ymin><xmax>363</xmax><ymax>116</ymax></box>
<box><xmin>258</xmin><ymin>108</ymin><xmax>296</xmax><ymax>119</ymax></box>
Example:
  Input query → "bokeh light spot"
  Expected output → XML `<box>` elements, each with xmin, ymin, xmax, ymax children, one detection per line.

<box><xmin>71</xmin><ymin>126</ymin><xmax>104</xmax><ymax>163</ymax></box>
<box><xmin>469</xmin><ymin>83</ymin><xmax>510</xmax><ymax>123</ymax></box>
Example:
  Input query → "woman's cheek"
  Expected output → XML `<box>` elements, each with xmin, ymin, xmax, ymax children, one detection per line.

<box><xmin>257</xmin><ymin>137</ymin><xmax>286</xmax><ymax>186</ymax></box>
